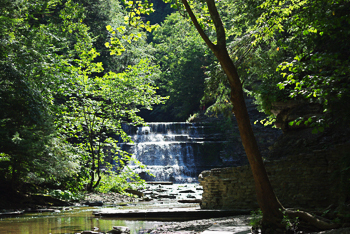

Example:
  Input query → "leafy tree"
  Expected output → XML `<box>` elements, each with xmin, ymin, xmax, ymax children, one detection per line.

<box><xmin>173</xmin><ymin>0</ymin><xmax>284</xmax><ymax>226</ymax></box>
<box><xmin>73</xmin><ymin>0</ymin><xmax>117</xmax><ymax>71</ymax></box>
<box><xmin>57</xmin><ymin>55</ymin><xmax>165</xmax><ymax>191</ymax></box>
<box><xmin>106</xmin><ymin>16</ymin><xmax>157</xmax><ymax>74</ymax></box>
<box><xmin>213</xmin><ymin>0</ymin><xmax>350</xmax><ymax>130</ymax></box>
<box><xmin>259</xmin><ymin>0</ymin><xmax>350</xmax><ymax>129</ymax></box>
<box><xmin>73</xmin><ymin>0</ymin><xmax>150</xmax><ymax>73</ymax></box>
<box><xmin>0</xmin><ymin>0</ymin><xmax>164</xmax><ymax>194</ymax></box>
<box><xmin>199</xmin><ymin>0</ymin><xmax>290</xmax><ymax>120</ymax></box>
<box><xmin>56</xmin><ymin>5</ymin><xmax>166</xmax><ymax>191</ymax></box>
<box><xmin>146</xmin><ymin>0</ymin><xmax>175</xmax><ymax>25</ymax></box>
<box><xmin>0</xmin><ymin>0</ymin><xmax>82</xmax><ymax>191</ymax></box>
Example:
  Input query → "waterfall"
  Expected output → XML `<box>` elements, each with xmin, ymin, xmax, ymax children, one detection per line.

<box><xmin>119</xmin><ymin>122</ymin><xmax>209</xmax><ymax>183</ymax></box>
<box><xmin>116</xmin><ymin>121</ymin><xmax>244</xmax><ymax>183</ymax></box>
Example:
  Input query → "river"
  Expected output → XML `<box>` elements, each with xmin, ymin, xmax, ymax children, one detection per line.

<box><xmin>0</xmin><ymin>202</ymin><xmax>200</xmax><ymax>234</ymax></box>
<box><xmin>0</xmin><ymin>183</ymin><xmax>201</xmax><ymax>234</ymax></box>
<box><xmin>1</xmin><ymin>122</ymin><xmax>215</xmax><ymax>234</ymax></box>
<box><xmin>0</xmin><ymin>206</ymin><xmax>161</xmax><ymax>233</ymax></box>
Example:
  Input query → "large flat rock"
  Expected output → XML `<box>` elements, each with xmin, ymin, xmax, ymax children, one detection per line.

<box><xmin>93</xmin><ymin>208</ymin><xmax>251</xmax><ymax>221</ymax></box>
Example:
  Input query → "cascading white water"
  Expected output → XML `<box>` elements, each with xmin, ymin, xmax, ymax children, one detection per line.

<box><xmin>119</xmin><ymin>122</ymin><xmax>205</xmax><ymax>183</ymax></box>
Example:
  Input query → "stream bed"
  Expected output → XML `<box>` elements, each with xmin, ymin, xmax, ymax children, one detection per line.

<box><xmin>0</xmin><ymin>183</ymin><xmax>202</xmax><ymax>234</ymax></box>
<box><xmin>0</xmin><ymin>202</ymin><xmax>200</xmax><ymax>234</ymax></box>
<box><xmin>0</xmin><ymin>206</ymin><xmax>175</xmax><ymax>234</ymax></box>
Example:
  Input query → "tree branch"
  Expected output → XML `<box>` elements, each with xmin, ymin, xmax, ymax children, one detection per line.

<box><xmin>205</xmin><ymin>0</ymin><xmax>226</xmax><ymax>49</ymax></box>
<box><xmin>181</xmin><ymin>0</ymin><xmax>216</xmax><ymax>51</ymax></box>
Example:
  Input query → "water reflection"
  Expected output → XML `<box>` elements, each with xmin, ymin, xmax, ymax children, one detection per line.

<box><xmin>0</xmin><ymin>207</ymin><xmax>167</xmax><ymax>234</ymax></box>
<box><xmin>0</xmin><ymin>184</ymin><xmax>201</xmax><ymax>234</ymax></box>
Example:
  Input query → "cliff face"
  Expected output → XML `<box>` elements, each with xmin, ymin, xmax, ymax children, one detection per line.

<box><xmin>267</xmin><ymin>100</ymin><xmax>350</xmax><ymax>160</ymax></box>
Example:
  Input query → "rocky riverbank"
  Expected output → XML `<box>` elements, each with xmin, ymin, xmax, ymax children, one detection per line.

<box><xmin>140</xmin><ymin>215</ymin><xmax>251</xmax><ymax>233</ymax></box>
<box><xmin>0</xmin><ymin>183</ymin><xmax>202</xmax><ymax>214</ymax></box>
<box><xmin>81</xmin><ymin>183</ymin><xmax>203</xmax><ymax>206</ymax></box>
<box><xmin>139</xmin><ymin>217</ymin><xmax>350</xmax><ymax>234</ymax></box>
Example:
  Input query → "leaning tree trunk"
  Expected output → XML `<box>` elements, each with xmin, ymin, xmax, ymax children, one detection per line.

<box><xmin>181</xmin><ymin>0</ymin><xmax>284</xmax><ymax>225</ymax></box>
<box><xmin>216</xmin><ymin>47</ymin><xmax>285</xmax><ymax>224</ymax></box>
<box><xmin>181</xmin><ymin>0</ymin><xmax>341</xmax><ymax>230</ymax></box>
<box><xmin>211</xmin><ymin>23</ymin><xmax>339</xmax><ymax>233</ymax></box>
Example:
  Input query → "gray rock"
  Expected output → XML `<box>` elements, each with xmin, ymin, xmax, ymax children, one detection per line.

<box><xmin>139</xmin><ymin>196</ymin><xmax>153</xmax><ymax>201</ymax></box>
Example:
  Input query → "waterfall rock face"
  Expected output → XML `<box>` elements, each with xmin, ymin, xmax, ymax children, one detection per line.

<box><xmin>119</xmin><ymin>122</ymin><xmax>232</xmax><ymax>183</ymax></box>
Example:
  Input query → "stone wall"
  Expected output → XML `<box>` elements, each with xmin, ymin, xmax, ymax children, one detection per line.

<box><xmin>199</xmin><ymin>143</ymin><xmax>350</xmax><ymax>210</ymax></box>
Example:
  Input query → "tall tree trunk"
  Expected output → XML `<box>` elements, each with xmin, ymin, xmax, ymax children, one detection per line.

<box><xmin>181</xmin><ymin>0</ymin><xmax>284</xmax><ymax>224</ymax></box>
<box><xmin>179</xmin><ymin>0</ymin><xmax>339</xmax><ymax>230</ymax></box>
<box><xmin>215</xmin><ymin>48</ymin><xmax>284</xmax><ymax>224</ymax></box>
<box><xmin>93</xmin><ymin>149</ymin><xmax>102</xmax><ymax>189</ymax></box>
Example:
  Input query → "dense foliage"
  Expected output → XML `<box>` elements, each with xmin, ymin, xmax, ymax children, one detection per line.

<box><xmin>150</xmin><ymin>12</ymin><xmax>214</xmax><ymax>121</ymax></box>
<box><xmin>1</xmin><ymin>0</ymin><xmax>349</xmax><ymax>198</ymax></box>
<box><xmin>0</xmin><ymin>0</ymin><xmax>81</xmax><ymax>191</ymax></box>
<box><xmin>0</xmin><ymin>0</ymin><xmax>164</xmax><ymax>194</ymax></box>
<box><xmin>201</xmin><ymin>0</ymin><xmax>350</xmax><ymax>129</ymax></box>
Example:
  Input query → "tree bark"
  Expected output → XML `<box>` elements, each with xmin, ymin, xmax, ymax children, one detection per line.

<box><xmin>215</xmin><ymin>47</ymin><xmax>284</xmax><ymax>224</ymax></box>
<box><xmin>181</xmin><ymin>0</ymin><xmax>284</xmax><ymax>224</ymax></box>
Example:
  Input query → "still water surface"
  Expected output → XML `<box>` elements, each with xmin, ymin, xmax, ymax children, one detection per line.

<box><xmin>0</xmin><ymin>206</ymin><xmax>169</xmax><ymax>234</ymax></box>
<box><xmin>0</xmin><ymin>183</ymin><xmax>202</xmax><ymax>234</ymax></box>
<box><xmin>0</xmin><ymin>201</ymin><xmax>199</xmax><ymax>234</ymax></box>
